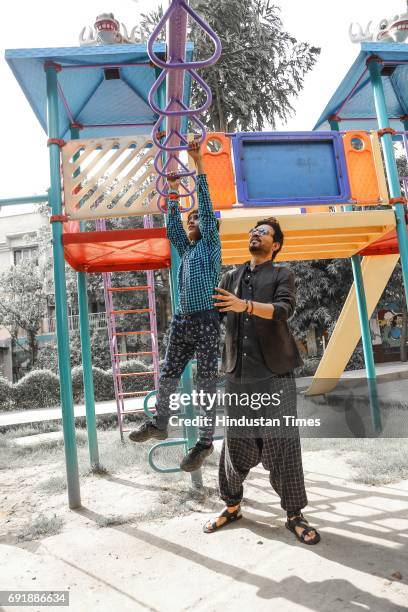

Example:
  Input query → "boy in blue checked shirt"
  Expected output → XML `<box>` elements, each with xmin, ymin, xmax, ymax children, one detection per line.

<box><xmin>129</xmin><ymin>140</ymin><xmax>222</xmax><ymax>472</ymax></box>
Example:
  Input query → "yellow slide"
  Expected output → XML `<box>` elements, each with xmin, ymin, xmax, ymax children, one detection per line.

<box><xmin>305</xmin><ymin>254</ymin><xmax>400</xmax><ymax>396</ymax></box>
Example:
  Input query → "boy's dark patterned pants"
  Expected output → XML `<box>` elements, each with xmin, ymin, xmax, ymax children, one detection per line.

<box><xmin>219</xmin><ymin>374</ymin><xmax>308</xmax><ymax>513</ymax></box>
<box><xmin>153</xmin><ymin>311</ymin><xmax>220</xmax><ymax>444</ymax></box>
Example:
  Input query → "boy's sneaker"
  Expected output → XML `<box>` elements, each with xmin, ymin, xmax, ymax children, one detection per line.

<box><xmin>180</xmin><ymin>441</ymin><xmax>214</xmax><ymax>472</ymax></box>
<box><xmin>129</xmin><ymin>421</ymin><xmax>168</xmax><ymax>443</ymax></box>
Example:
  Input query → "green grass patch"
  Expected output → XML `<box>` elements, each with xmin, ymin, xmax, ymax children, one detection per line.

<box><xmin>95</xmin><ymin>514</ymin><xmax>133</xmax><ymax>528</ymax></box>
<box><xmin>302</xmin><ymin>438</ymin><xmax>408</xmax><ymax>485</ymax></box>
<box><xmin>17</xmin><ymin>514</ymin><xmax>64</xmax><ymax>541</ymax></box>
<box><xmin>38</xmin><ymin>475</ymin><xmax>67</xmax><ymax>494</ymax></box>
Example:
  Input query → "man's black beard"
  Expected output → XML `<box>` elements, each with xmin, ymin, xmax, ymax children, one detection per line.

<box><xmin>249</xmin><ymin>243</ymin><xmax>268</xmax><ymax>255</ymax></box>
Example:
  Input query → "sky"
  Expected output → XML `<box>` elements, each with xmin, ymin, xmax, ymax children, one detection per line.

<box><xmin>0</xmin><ymin>0</ymin><xmax>406</xmax><ymax>203</ymax></box>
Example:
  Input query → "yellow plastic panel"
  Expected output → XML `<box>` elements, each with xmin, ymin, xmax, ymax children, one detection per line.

<box><xmin>306</xmin><ymin>254</ymin><xmax>400</xmax><ymax>396</ymax></box>
<box><xmin>219</xmin><ymin>209</ymin><xmax>396</xmax><ymax>264</ymax></box>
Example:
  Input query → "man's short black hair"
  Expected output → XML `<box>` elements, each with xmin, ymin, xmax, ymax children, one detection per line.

<box><xmin>187</xmin><ymin>210</ymin><xmax>220</xmax><ymax>232</ymax></box>
<box><xmin>254</xmin><ymin>217</ymin><xmax>284</xmax><ymax>260</ymax></box>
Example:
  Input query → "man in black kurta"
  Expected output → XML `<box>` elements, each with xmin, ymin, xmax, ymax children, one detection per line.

<box><xmin>204</xmin><ymin>217</ymin><xmax>320</xmax><ymax>545</ymax></box>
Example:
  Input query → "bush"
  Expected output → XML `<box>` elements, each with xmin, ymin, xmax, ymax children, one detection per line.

<box><xmin>0</xmin><ymin>376</ymin><xmax>13</xmax><ymax>411</ymax></box>
<box><xmin>13</xmin><ymin>369</ymin><xmax>60</xmax><ymax>410</ymax></box>
<box><xmin>89</xmin><ymin>330</ymin><xmax>111</xmax><ymax>370</ymax></box>
<box><xmin>93</xmin><ymin>366</ymin><xmax>115</xmax><ymax>401</ymax></box>
<box><xmin>36</xmin><ymin>343</ymin><xmax>59</xmax><ymax>374</ymax></box>
<box><xmin>0</xmin><ymin>359</ymin><xmax>154</xmax><ymax>412</ymax></box>
<box><xmin>295</xmin><ymin>356</ymin><xmax>321</xmax><ymax>377</ymax></box>
<box><xmin>345</xmin><ymin>345</ymin><xmax>365</xmax><ymax>372</ymax></box>
<box><xmin>71</xmin><ymin>366</ymin><xmax>85</xmax><ymax>404</ymax></box>
<box><xmin>71</xmin><ymin>365</ymin><xmax>114</xmax><ymax>403</ymax></box>
<box><xmin>114</xmin><ymin>359</ymin><xmax>153</xmax><ymax>395</ymax></box>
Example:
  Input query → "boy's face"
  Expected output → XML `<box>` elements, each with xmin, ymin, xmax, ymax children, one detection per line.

<box><xmin>187</xmin><ymin>212</ymin><xmax>201</xmax><ymax>242</ymax></box>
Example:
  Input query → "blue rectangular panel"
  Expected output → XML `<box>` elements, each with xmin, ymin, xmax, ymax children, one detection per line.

<box><xmin>232</xmin><ymin>131</ymin><xmax>351</xmax><ymax>207</ymax></box>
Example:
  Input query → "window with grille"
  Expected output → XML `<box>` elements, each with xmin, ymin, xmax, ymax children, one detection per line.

<box><xmin>13</xmin><ymin>246</ymin><xmax>39</xmax><ymax>266</ymax></box>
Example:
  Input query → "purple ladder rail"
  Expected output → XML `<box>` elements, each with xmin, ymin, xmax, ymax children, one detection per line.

<box><xmin>147</xmin><ymin>0</ymin><xmax>221</xmax><ymax>212</ymax></box>
<box><xmin>96</xmin><ymin>217</ymin><xmax>160</xmax><ymax>440</ymax></box>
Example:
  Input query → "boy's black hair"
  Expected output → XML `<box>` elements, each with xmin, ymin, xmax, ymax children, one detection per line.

<box><xmin>254</xmin><ymin>217</ymin><xmax>284</xmax><ymax>260</ymax></box>
<box><xmin>187</xmin><ymin>210</ymin><xmax>220</xmax><ymax>232</ymax></box>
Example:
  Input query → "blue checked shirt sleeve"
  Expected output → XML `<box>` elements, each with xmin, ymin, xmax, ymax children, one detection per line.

<box><xmin>197</xmin><ymin>174</ymin><xmax>219</xmax><ymax>245</ymax></box>
<box><xmin>166</xmin><ymin>197</ymin><xmax>190</xmax><ymax>257</ymax></box>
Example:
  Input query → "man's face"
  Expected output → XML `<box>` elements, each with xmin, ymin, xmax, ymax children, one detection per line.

<box><xmin>249</xmin><ymin>224</ymin><xmax>281</xmax><ymax>258</ymax></box>
<box><xmin>187</xmin><ymin>212</ymin><xmax>201</xmax><ymax>242</ymax></box>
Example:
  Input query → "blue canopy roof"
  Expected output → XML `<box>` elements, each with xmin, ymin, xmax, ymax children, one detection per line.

<box><xmin>5</xmin><ymin>43</ymin><xmax>194</xmax><ymax>139</ymax></box>
<box><xmin>315</xmin><ymin>42</ymin><xmax>408</xmax><ymax>131</ymax></box>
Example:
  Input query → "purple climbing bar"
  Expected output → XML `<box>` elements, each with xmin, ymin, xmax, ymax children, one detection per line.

<box><xmin>147</xmin><ymin>0</ymin><xmax>221</xmax><ymax>211</ymax></box>
<box><xmin>146</xmin><ymin>0</ymin><xmax>221</xmax><ymax>485</ymax></box>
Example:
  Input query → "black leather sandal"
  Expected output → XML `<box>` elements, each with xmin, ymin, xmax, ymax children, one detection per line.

<box><xmin>285</xmin><ymin>512</ymin><xmax>321</xmax><ymax>545</ymax></box>
<box><xmin>203</xmin><ymin>506</ymin><xmax>242</xmax><ymax>533</ymax></box>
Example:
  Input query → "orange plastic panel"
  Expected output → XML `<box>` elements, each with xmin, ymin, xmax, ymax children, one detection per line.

<box><xmin>201</xmin><ymin>132</ymin><xmax>236</xmax><ymax>209</ymax></box>
<box><xmin>304</xmin><ymin>206</ymin><xmax>331</xmax><ymax>213</ymax></box>
<box><xmin>62</xmin><ymin>227</ymin><xmax>171</xmax><ymax>273</ymax></box>
<box><xmin>343</xmin><ymin>131</ymin><xmax>382</xmax><ymax>205</ymax></box>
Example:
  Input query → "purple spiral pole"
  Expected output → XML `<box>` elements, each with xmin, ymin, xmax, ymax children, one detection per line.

<box><xmin>147</xmin><ymin>0</ymin><xmax>221</xmax><ymax>212</ymax></box>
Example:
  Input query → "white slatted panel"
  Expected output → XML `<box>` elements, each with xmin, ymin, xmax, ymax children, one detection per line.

<box><xmin>62</xmin><ymin>136</ymin><xmax>162</xmax><ymax>219</ymax></box>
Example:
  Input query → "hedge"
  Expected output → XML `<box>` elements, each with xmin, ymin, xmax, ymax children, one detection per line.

<box><xmin>0</xmin><ymin>376</ymin><xmax>13</xmax><ymax>411</ymax></box>
<box><xmin>13</xmin><ymin>369</ymin><xmax>60</xmax><ymax>410</ymax></box>
<box><xmin>0</xmin><ymin>360</ymin><xmax>154</xmax><ymax>412</ymax></box>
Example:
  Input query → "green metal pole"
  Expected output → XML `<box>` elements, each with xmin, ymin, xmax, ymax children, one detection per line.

<box><xmin>368</xmin><ymin>56</ymin><xmax>408</xmax><ymax>305</ymax></box>
<box><xmin>0</xmin><ymin>194</ymin><xmax>49</xmax><ymax>206</ymax></box>
<box><xmin>45</xmin><ymin>64</ymin><xmax>81</xmax><ymax>508</ymax></box>
<box><xmin>70</xmin><ymin>127</ymin><xmax>100</xmax><ymax>468</ymax></box>
<box><xmin>328</xmin><ymin>117</ymin><xmax>340</xmax><ymax>131</ymax></box>
<box><xmin>156</xmin><ymin>72</ymin><xmax>202</xmax><ymax>487</ymax></box>
<box><xmin>330</xmin><ymin>116</ymin><xmax>381</xmax><ymax>431</ymax></box>
<box><xmin>350</xmin><ymin>255</ymin><xmax>381</xmax><ymax>432</ymax></box>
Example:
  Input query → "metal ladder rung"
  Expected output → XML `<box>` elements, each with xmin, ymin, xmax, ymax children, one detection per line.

<box><xmin>114</xmin><ymin>330</ymin><xmax>152</xmax><ymax>336</ymax></box>
<box><xmin>121</xmin><ymin>408</ymin><xmax>155</xmax><ymax>415</ymax></box>
<box><xmin>116</xmin><ymin>371</ymin><xmax>157</xmax><ymax>377</ymax></box>
<box><xmin>114</xmin><ymin>351</ymin><xmax>155</xmax><ymax>357</ymax></box>
<box><xmin>108</xmin><ymin>286</ymin><xmax>151</xmax><ymax>292</ymax></box>
<box><xmin>111</xmin><ymin>308</ymin><xmax>152</xmax><ymax>315</ymax></box>
<box><xmin>101</xmin><ymin>215</ymin><xmax>160</xmax><ymax>440</ymax></box>
<box><xmin>118</xmin><ymin>391</ymin><xmax>149</xmax><ymax>397</ymax></box>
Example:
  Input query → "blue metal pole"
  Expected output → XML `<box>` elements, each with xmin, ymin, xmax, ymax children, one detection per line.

<box><xmin>77</xmin><ymin>272</ymin><xmax>100</xmax><ymax>467</ymax></box>
<box><xmin>368</xmin><ymin>56</ymin><xmax>408</xmax><ymax>305</ymax></box>
<box><xmin>45</xmin><ymin>64</ymin><xmax>81</xmax><ymax>508</ymax></box>
<box><xmin>70</xmin><ymin>127</ymin><xmax>100</xmax><ymax>469</ymax></box>
<box><xmin>330</xmin><ymin>118</ymin><xmax>381</xmax><ymax>431</ymax></box>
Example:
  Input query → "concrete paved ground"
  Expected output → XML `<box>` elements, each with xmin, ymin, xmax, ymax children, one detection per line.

<box><xmin>1</xmin><ymin>450</ymin><xmax>407</xmax><ymax>612</ymax></box>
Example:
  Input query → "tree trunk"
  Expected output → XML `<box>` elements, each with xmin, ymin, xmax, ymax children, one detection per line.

<box><xmin>28</xmin><ymin>330</ymin><xmax>38</xmax><ymax>367</ymax></box>
<box><xmin>213</xmin><ymin>80</ymin><xmax>227</xmax><ymax>132</ymax></box>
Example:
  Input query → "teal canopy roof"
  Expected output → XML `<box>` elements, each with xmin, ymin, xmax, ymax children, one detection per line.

<box><xmin>5</xmin><ymin>43</ymin><xmax>194</xmax><ymax>139</ymax></box>
<box><xmin>315</xmin><ymin>42</ymin><xmax>408</xmax><ymax>131</ymax></box>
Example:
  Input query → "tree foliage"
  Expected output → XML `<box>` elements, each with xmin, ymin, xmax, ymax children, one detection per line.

<box><xmin>0</xmin><ymin>262</ymin><xmax>48</xmax><ymax>367</ymax></box>
<box><xmin>139</xmin><ymin>0</ymin><xmax>320</xmax><ymax>131</ymax></box>
<box><xmin>288</xmin><ymin>259</ymin><xmax>354</xmax><ymax>341</ymax></box>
